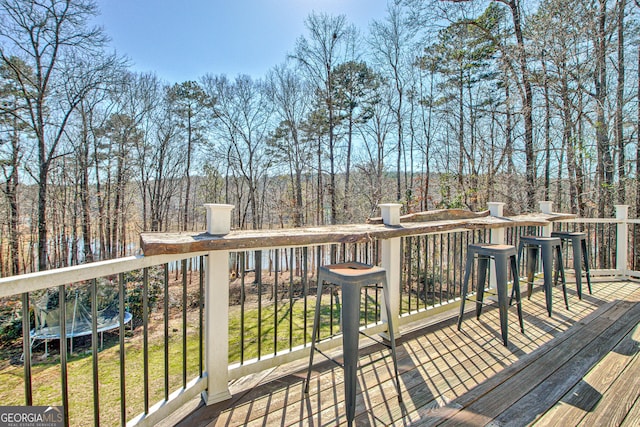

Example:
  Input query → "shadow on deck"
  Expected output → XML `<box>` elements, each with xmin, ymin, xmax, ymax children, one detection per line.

<box><xmin>165</xmin><ymin>278</ymin><xmax>640</xmax><ymax>427</ymax></box>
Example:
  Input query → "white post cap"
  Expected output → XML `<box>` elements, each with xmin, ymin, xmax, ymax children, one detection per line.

<box><xmin>487</xmin><ymin>202</ymin><xmax>505</xmax><ymax>217</ymax></box>
<box><xmin>378</xmin><ymin>203</ymin><xmax>402</xmax><ymax>226</ymax></box>
<box><xmin>204</xmin><ymin>204</ymin><xmax>234</xmax><ymax>234</ymax></box>
<box><xmin>539</xmin><ymin>201</ymin><xmax>553</xmax><ymax>214</ymax></box>
<box><xmin>615</xmin><ymin>205</ymin><xmax>629</xmax><ymax>220</ymax></box>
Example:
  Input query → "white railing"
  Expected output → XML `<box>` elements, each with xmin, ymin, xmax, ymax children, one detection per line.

<box><xmin>0</xmin><ymin>202</ymin><xmax>637</xmax><ymax>427</ymax></box>
<box><xmin>555</xmin><ymin>204</ymin><xmax>632</xmax><ymax>277</ymax></box>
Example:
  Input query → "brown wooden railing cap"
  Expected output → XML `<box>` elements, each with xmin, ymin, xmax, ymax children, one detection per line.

<box><xmin>140</xmin><ymin>211</ymin><xmax>575</xmax><ymax>256</ymax></box>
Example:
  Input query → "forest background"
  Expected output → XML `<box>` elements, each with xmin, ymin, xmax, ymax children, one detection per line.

<box><xmin>1</xmin><ymin>0</ymin><xmax>639</xmax><ymax>276</ymax></box>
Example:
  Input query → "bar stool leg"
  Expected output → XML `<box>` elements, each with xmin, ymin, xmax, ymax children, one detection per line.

<box><xmin>526</xmin><ymin>246</ymin><xmax>539</xmax><ymax>301</ymax></box>
<box><xmin>511</xmin><ymin>241</ymin><xmax>528</xmax><ymax>305</ymax></box>
<box><xmin>381</xmin><ymin>277</ymin><xmax>402</xmax><ymax>402</ymax></box>
<box><xmin>476</xmin><ymin>256</ymin><xmax>489</xmax><ymax>319</ymax></box>
<box><xmin>553</xmin><ymin>242</ymin><xmax>561</xmax><ymax>288</ymax></box>
<box><xmin>494</xmin><ymin>255</ymin><xmax>509</xmax><ymax>346</ymax></box>
<box><xmin>541</xmin><ymin>245</ymin><xmax>554</xmax><ymax>316</ymax></box>
<box><xmin>510</xmin><ymin>254</ymin><xmax>525</xmax><ymax>333</ymax></box>
<box><xmin>516</xmin><ymin>240</ymin><xmax>524</xmax><ymax>276</ymax></box>
<box><xmin>556</xmin><ymin>246</ymin><xmax>569</xmax><ymax>310</ymax></box>
<box><xmin>305</xmin><ymin>273</ymin><xmax>326</xmax><ymax>393</ymax></box>
<box><xmin>571</xmin><ymin>238</ymin><xmax>583</xmax><ymax>299</ymax></box>
<box><xmin>582</xmin><ymin>239</ymin><xmax>593</xmax><ymax>294</ymax></box>
<box><xmin>458</xmin><ymin>250</ymin><xmax>475</xmax><ymax>331</ymax></box>
<box><xmin>341</xmin><ymin>282</ymin><xmax>361</xmax><ymax>426</ymax></box>
<box><xmin>510</xmin><ymin>243</ymin><xmax>524</xmax><ymax>306</ymax></box>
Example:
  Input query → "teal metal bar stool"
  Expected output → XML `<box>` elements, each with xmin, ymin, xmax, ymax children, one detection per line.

<box><xmin>517</xmin><ymin>236</ymin><xmax>569</xmax><ymax>317</ymax></box>
<box><xmin>551</xmin><ymin>231</ymin><xmax>593</xmax><ymax>299</ymax></box>
<box><xmin>458</xmin><ymin>243</ymin><xmax>524</xmax><ymax>346</ymax></box>
<box><xmin>304</xmin><ymin>262</ymin><xmax>401</xmax><ymax>426</ymax></box>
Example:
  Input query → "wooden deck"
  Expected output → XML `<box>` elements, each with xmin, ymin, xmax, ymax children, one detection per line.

<box><xmin>167</xmin><ymin>277</ymin><xmax>640</xmax><ymax>427</ymax></box>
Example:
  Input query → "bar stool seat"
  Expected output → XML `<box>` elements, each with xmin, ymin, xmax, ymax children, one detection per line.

<box><xmin>304</xmin><ymin>262</ymin><xmax>401</xmax><ymax>426</ymax></box>
<box><xmin>551</xmin><ymin>231</ymin><xmax>593</xmax><ymax>299</ymax></box>
<box><xmin>458</xmin><ymin>243</ymin><xmax>524</xmax><ymax>346</ymax></box>
<box><xmin>517</xmin><ymin>236</ymin><xmax>569</xmax><ymax>317</ymax></box>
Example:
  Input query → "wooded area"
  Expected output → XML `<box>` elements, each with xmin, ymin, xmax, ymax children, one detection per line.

<box><xmin>1</xmin><ymin>0</ymin><xmax>639</xmax><ymax>275</ymax></box>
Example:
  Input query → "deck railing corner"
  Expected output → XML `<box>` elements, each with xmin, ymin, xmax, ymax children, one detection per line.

<box><xmin>615</xmin><ymin>204</ymin><xmax>629</xmax><ymax>277</ymax></box>
<box><xmin>203</xmin><ymin>203</ymin><xmax>234</xmax><ymax>404</ymax></box>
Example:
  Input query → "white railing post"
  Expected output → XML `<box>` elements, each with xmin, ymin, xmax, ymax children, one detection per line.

<box><xmin>539</xmin><ymin>201</ymin><xmax>553</xmax><ymax>237</ymax></box>
<box><xmin>615</xmin><ymin>205</ymin><xmax>629</xmax><ymax>277</ymax></box>
<box><xmin>488</xmin><ymin>202</ymin><xmax>506</xmax><ymax>244</ymax></box>
<box><xmin>202</xmin><ymin>204</ymin><xmax>234</xmax><ymax>404</ymax></box>
<box><xmin>379</xmin><ymin>203</ymin><xmax>402</xmax><ymax>337</ymax></box>
<box><xmin>488</xmin><ymin>202</ymin><xmax>506</xmax><ymax>289</ymax></box>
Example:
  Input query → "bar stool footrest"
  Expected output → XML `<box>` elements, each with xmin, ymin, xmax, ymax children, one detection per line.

<box><xmin>312</xmin><ymin>347</ymin><xmax>344</xmax><ymax>369</ymax></box>
<box><xmin>464</xmin><ymin>290</ymin><xmax>503</xmax><ymax>306</ymax></box>
<box><xmin>360</xmin><ymin>353</ymin><xmax>395</xmax><ymax>369</ymax></box>
<box><xmin>359</xmin><ymin>330</ymin><xmax>394</xmax><ymax>349</ymax></box>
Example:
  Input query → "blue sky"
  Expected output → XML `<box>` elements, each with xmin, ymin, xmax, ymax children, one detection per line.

<box><xmin>95</xmin><ymin>0</ymin><xmax>390</xmax><ymax>83</ymax></box>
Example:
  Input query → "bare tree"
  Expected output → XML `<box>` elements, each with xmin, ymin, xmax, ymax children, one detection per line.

<box><xmin>528</xmin><ymin>0</ymin><xmax>587</xmax><ymax>214</ymax></box>
<box><xmin>370</xmin><ymin>3</ymin><xmax>413</xmax><ymax>205</ymax></box>
<box><xmin>166</xmin><ymin>81</ymin><xmax>209</xmax><ymax>231</ymax></box>
<box><xmin>616</xmin><ymin>0</ymin><xmax>627</xmax><ymax>203</ymax></box>
<box><xmin>265</xmin><ymin>62</ymin><xmax>313</xmax><ymax>227</ymax></box>
<box><xmin>0</xmin><ymin>0</ymin><xmax>118</xmax><ymax>269</ymax></box>
<box><xmin>588</xmin><ymin>0</ymin><xmax>616</xmax><ymax>218</ymax></box>
<box><xmin>434</xmin><ymin>0</ymin><xmax>537</xmax><ymax>209</ymax></box>
<box><xmin>502</xmin><ymin>0</ymin><xmax>536</xmax><ymax>210</ymax></box>
<box><xmin>202</xmin><ymin>74</ymin><xmax>272</xmax><ymax>281</ymax></box>
<box><xmin>0</xmin><ymin>58</ymin><xmax>31</xmax><ymax>274</ymax></box>
<box><xmin>72</xmin><ymin>91</ymin><xmax>109</xmax><ymax>263</ymax></box>
<box><xmin>358</xmin><ymin>82</ymin><xmax>394</xmax><ymax>215</ymax></box>
<box><xmin>413</xmin><ymin>54</ymin><xmax>438</xmax><ymax>211</ymax></box>
<box><xmin>145</xmin><ymin>105</ymin><xmax>182</xmax><ymax>232</ymax></box>
<box><xmin>332</xmin><ymin>60</ymin><xmax>380</xmax><ymax>221</ymax></box>
<box><xmin>293</xmin><ymin>12</ymin><xmax>355</xmax><ymax>225</ymax></box>
<box><xmin>115</xmin><ymin>72</ymin><xmax>177</xmax><ymax>233</ymax></box>
<box><xmin>202</xmin><ymin>74</ymin><xmax>272</xmax><ymax>230</ymax></box>
<box><xmin>634</xmin><ymin>0</ymin><xmax>640</xmax><ymax>268</ymax></box>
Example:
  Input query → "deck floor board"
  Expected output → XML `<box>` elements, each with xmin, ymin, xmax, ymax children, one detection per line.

<box><xmin>169</xmin><ymin>278</ymin><xmax>640</xmax><ymax>427</ymax></box>
<box><xmin>533</xmin><ymin>319</ymin><xmax>640</xmax><ymax>427</ymax></box>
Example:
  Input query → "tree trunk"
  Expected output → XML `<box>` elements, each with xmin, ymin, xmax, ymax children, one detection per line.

<box><xmin>79</xmin><ymin>108</ymin><xmax>94</xmax><ymax>263</ymax></box>
<box><xmin>616</xmin><ymin>0</ymin><xmax>626</xmax><ymax>203</ymax></box>
<box><xmin>94</xmin><ymin>139</ymin><xmax>106</xmax><ymax>259</ymax></box>
<box><xmin>595</xmin><ymin>0</ymin><xmax>614</xmax><ymax>218</ymax></box>
<box><xmin>506</xmin><ymin>0</ymin><xmax>536</xmax><ymax>211</ymax></box>
<box><xmin>316</xmin><ymin>136</ymin><xmax>323</xmax><ymax>226</ymax></box>
<box><xmin>503</xmin><ymin>76</ymin><xmax>515</xmax><ymax>211</ymax></box>
<box><xmin>422</xmin><ymin>68</ymin><xmax>434</xmax><ymax>211</ymax></box>
<box><xmin>327</xmin><ymin>66</ymin><xmax>338</xmax><ymax>226</ymax></box>
<box><xmin>576</xmin><ymin>93</ymin><xmax>587</xmax><ymax>217</ymax></box>
<box><xmin>37</xmin><ymin>161</ymin><xmax>49</xmax><ymax>271</ymax></box>
<box><xmin>562</xmin><ymin>71</ymin><xmax>578</xmax><ymax>214</ymax></box>
<box><xmin>467</xmin><ymin>79</ymin><xmax>478</xmax><ymax>209</ymax></box>
<box><xmin>458</xmin><ymin>69</ymin><xmax>465</xmax><ymax>202</ymax></box>
<box><xmin>7</xmin><ymin>182</ymin><xmax>19</xmax><ymax>275</ymax></box>
<box><xmin>111</xmin><ymin>141</ymin><xmax>127</xmax><ymax>258</ymax></box>
<box><xmin>5</xmin><ymin>125</ymin><xmax>20</xmax><ymax>275</ymax></box>
<box><xmin>71</xmin><ymin>178</ymin><xmax>79</xmax><ymax>266</ymax></box>
<box><xmin>378</xmin><ymin>134</ymin><xmax>384</xmax><ymax>208</ymax></box>
<box><xmin>394</xmin><ymin>65</ymin><xmax>403</xmax><ymax>205</ymax></box>
<box><xmin>635</xmin><ymin>36</ymin><xmax>640</xmax><ymax>268</ymax></box>
<box><xmin>343</xmin><ymin>115</ymin><xmax>353</xmax><ymax>222</ymax></box>
<box><xmin>295</xmin><ymin>168</ymin><xmax>304</xmax><ymax>227</ymax></box>
<box><xmin>542</xmin><ymin>56</ymin><xmax>552</xmax><ymax>200</ymax></box>
<box><xmin>183</xmin><ymin>110</ymin><xmax>193</xmax><ymax>231</ymax></box>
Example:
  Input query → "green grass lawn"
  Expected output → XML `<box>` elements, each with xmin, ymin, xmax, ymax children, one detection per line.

<box><xmin>0</xmin><ymin>321</ymin><xmax>201</xmax><ymax>426</ymax></box>
<box><xmin>0</xmin><ymin>292</ymin><xmax>382</xmax><ymax>426</ymax></box>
